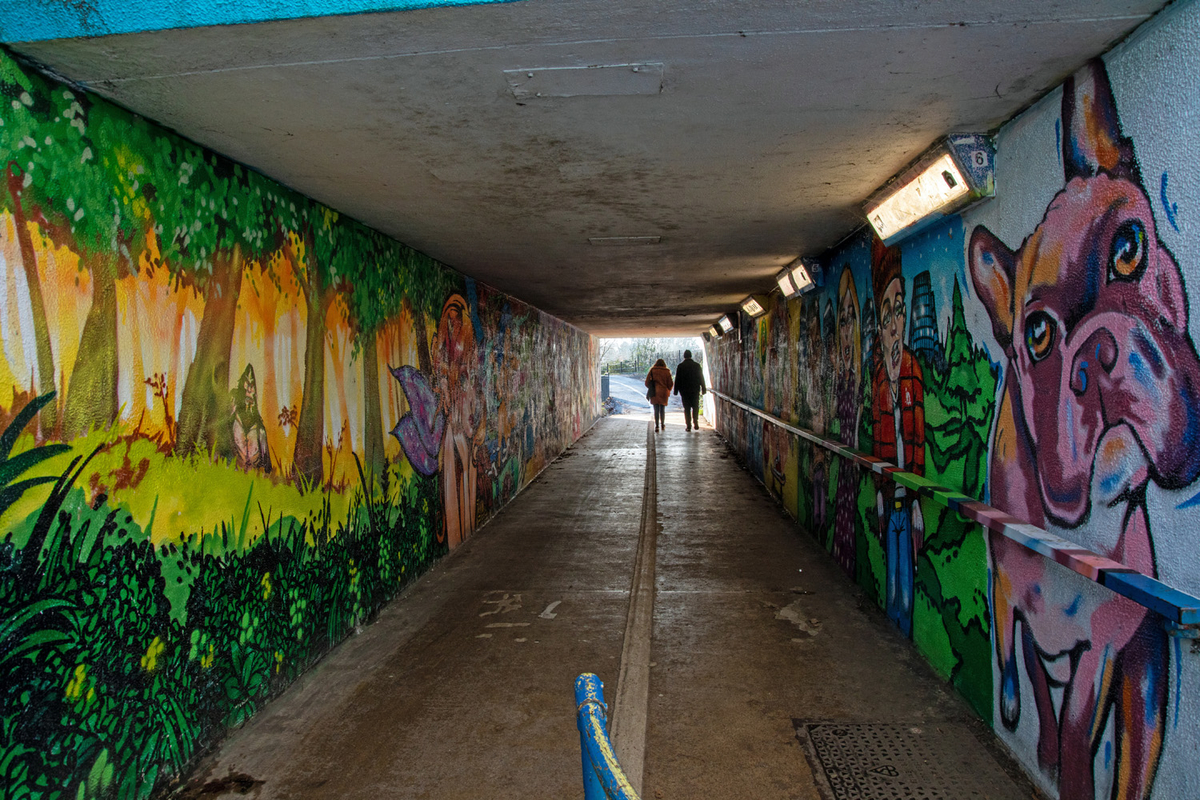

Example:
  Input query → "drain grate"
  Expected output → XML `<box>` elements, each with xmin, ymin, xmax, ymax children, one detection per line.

<box><xmin>796</xmin><ymin>722</ymin><xmax>1023</xmax><ymax>800</ymax></box>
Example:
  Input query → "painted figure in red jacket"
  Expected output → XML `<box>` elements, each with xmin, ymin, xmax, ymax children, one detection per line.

<box><xmin>870</xmin><ymin>237</ymin><xmax>925</xmax><ymax>637</ymax></box>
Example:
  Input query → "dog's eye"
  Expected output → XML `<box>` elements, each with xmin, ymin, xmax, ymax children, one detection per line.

<box><xmin>1109</xmin><ymin>220</ymin><xmax>1146</xmax><ymax>282</ymax></box>
<box><xmin>1025</xmin><ymin>311</ymin><xmax>1055</xmax><ymax>363</ymax></box>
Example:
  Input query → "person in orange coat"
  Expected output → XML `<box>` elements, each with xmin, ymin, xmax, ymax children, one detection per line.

<box><xmin>645</xmin><ymin>358</ymin><xmax>674</xmax><ymax>431</ymax></box>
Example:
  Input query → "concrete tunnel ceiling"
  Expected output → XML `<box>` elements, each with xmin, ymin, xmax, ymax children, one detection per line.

<box><xmin>9</xmin><ymin>0</ymin><xmax>1167</xmax><ymax>337</ymax></box>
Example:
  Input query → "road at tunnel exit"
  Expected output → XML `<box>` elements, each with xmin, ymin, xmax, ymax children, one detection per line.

<box><xmin>608</xmin><ymin>374</ymin><xmax>684</xmax><ymax>411</ymax></box>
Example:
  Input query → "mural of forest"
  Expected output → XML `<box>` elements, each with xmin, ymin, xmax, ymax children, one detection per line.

<box><xmin>707</xmin><ymin>5</ymin><xmax>1200</xmax><ymax>799</ymax></box>
<box><xmin>0</xmin><ymin>48</ymin><xmax>598</xmax><ymax>799</ymax></box>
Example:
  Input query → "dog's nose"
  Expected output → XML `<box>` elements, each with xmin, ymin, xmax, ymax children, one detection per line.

<box><xmin>1070</xmin><ymin>329</ymin><xmax>1119</xmax><ymax>395</ymax></box>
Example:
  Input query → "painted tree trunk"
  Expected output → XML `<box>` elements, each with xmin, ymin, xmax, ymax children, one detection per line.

<box><xmin>329</xmin><ymin>322</ymin><xmax>351</xmax><ymax>456</ymax></box>
<box><xmin>125</xmin><ymin>280</ymin><xmax>148</xmax><ymax>427</ymax></box>
<box><xmin>174</xmin><ymin>245</ymin><xmax>244</xmax><ymax>461</ymax></box>
<box><xmin>260</xmin><ymin>315</ymin><xmax>280</xmax><ymax>471</ymax></box>
<box><xmin>165</xmin><ymin>286</ymin><xmax>191</xmax><ymax>447</ymax></box>
<box><xmin>62</xmin><ymin>257</ymin><xmax>119</xmax><ymax>440</ymax></box>
<box><xmin>292</xmin><ymin>283</ymin><xmax>329</xmax><ymax>488</ymax></box>
<box><xmin>5</xmin><ymin>164</ymin><xmax>57</xmax><ymax>438</ymax></box>
<box><xmin>292</xmin><ymin>232</ymin><xmax>329</xmax><ymax>487</ymax></box>
<box><xmin>362</xmin><ymin>330</ymin><xmax>385</xmax><ymax>480</ymax></box>
<box><xmin>404</xmin><ymin>297</ymin><xmax>433</xmax><ymax>375</ymax></box>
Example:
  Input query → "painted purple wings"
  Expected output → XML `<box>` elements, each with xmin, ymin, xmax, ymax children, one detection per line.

<box><xmin>388</xmin><ymin>365</ymin><xmax>445</xmax><ymax>477</ymax></box>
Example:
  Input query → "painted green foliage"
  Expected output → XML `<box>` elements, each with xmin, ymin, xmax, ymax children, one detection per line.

<box><xmin>921</xmin><ymin>279</ymin><xmax>996</xmax><ymax>500</ymax></box>
<box><xmin>913</xmin><ymin>502</ymin><xmax>992</xmax><ymax>717</ymax></box>
<box><xmin>0</xmin><ymin>418</ymin><xmax>444</xmax><ymax>799</ymax></box>
<box><xmin>0</xmin><ymin>48</ymin><xmax>598</xmax><ymax>800</ymax></box>
<box><xmin>909</xmin><ymin>278</ymin><xmax>995</xmax><ymax>717</ymax></box>
<box><xmin>1</xmin><ymin>67</ymin><xmax>112</xmax><ymax>440</ymax></box>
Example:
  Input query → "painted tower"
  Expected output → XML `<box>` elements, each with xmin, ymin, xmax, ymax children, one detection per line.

<box><xmin>908</xmin><ymin>271</ymin><xmax>945</xmax><ymax>372</ymax></box>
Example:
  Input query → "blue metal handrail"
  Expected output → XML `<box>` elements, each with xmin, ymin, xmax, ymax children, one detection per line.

<box><xmin>708</xmin><ymin>389</ymin><xmax>1200</xmax><ymax>627</ymax></box>
<box><xmin>575</xmin><ymin>674</ymin><xmax>640</xmax><ymax>800</ymax></box>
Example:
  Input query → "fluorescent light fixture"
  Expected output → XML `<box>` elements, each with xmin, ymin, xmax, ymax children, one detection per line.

<box><xmin>864</xmin><ymin>134</ymin><xmax>995</xmax><ymax>245</ymax></box>
<box><xmin>867</xmin><ymin>153</ymin><xmax>967</xmax><ymax>239</ymax></box>
<box><xmin>788</xmin><ymin>259</ymin><xmax>816</xmax><ymax>294</ymax></box>
<box><xmin>708</xmin><ymin>325</ymin><xmax>720</xmax><ymax>339</ymax></box>
<box><xmin>740</xmin><ymin>295</ymin><xmax>767</xmax><ymax>318</ymax></box>
<box><xmin>776</xmin><ymin>268</ymin><xmax>798</xmax><ymax>298</ymax></box>
<box><xmin>717</xmin><ymin>315</ymin><xmax>734</xmax><ymax>334</ymax></box>
<box><xmin>702</xmin><ymin>330</ymin><xmax>713</xmax><ymax>343</ymax></box>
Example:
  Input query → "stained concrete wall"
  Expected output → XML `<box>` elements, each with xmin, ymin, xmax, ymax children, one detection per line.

<box><xmin>0</xmin><ymin>47</ymin><xmax>598</xmax><ymax>798</ymax></box>
<box><xmin>706</xmin><ymin>3</ymin><xmax>1200</xmax><ymax>798</ymax></box>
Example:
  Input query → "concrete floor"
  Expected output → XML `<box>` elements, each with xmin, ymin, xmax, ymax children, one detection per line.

<box><xmin>187</xmin><ymin>411</ymin><xmax>1035</xmax><ymax>799</ymax></box>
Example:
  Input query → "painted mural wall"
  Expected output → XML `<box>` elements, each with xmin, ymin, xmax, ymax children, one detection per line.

<box><xmin>706</xmin><ymin>4</ymin><xmax>1200</xmax><ymax>799</ymax></box>
<box><xmin>0</xmin><ymin>48</ymin><xmax>598</xmax><ymax>799</ymax></box>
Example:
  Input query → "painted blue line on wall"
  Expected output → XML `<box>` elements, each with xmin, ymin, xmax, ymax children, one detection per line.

<box><xmin>1</xmin><ymin>0</ymin><xmax>524</xmax><ymax>44</ymax></box>
<box><xmin>1160</xmin><ymin>172</ymin><xmax>1180</xmax><ymax>232</ymax></box>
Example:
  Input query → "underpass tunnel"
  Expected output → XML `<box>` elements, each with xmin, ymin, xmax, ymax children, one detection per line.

<box><xmin>1</xmin><ymin>2</ymin><xmax>1199</xmax><ymax>798</ymax></box>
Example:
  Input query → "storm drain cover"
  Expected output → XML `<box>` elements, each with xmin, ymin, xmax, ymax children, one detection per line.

<box><xmin>796</xmin><ymin>722</ymin><xmax>1024</xmax><ymax>800</ymax></box>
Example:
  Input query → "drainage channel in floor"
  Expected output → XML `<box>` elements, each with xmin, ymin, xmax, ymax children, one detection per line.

<box><xmin>793</xmin><ymin>721</ymin><xmax>1028</xmax><ymax>800</ymax></box>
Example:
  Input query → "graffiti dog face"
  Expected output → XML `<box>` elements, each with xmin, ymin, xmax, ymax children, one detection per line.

<box><xmin>969</xmin><ymin>61</ymin><xmax>1200</xmax><ymax>526</ymax></box>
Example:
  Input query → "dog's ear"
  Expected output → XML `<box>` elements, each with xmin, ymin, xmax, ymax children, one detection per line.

<box><xmin>969</xmin><ymin>225</ymin><xmax>1016</xmax><ymax>349</ymax></box>
<box><xmin>1063</xmin><ymin>59</ymin><xmax>1137</xmax><ymax>181</ymax></box>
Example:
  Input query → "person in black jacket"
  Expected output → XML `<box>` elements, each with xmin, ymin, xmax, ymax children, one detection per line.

<box><xmin>673</xmin><ymin>350</ymin><xmax>707</xmax><ymax>431</ymax></box>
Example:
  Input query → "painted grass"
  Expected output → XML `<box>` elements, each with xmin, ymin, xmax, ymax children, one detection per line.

<box><xmin>2</xmin><ymin>424</ymin><xmax>352</xmax><ymax>551</ymax></box>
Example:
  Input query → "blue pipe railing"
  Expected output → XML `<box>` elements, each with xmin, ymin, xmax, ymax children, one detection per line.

<box><xmin>575</xmin><ymin>674</ymin><xmax>640</xmax><ymax>800</ymax></box>
<box><xmin>708</xmin><ymin>389</ymin><xmax>1200</xmax><ymax>628</ymax></box>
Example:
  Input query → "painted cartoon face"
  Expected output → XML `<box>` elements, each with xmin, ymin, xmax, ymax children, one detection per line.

<box><xmin>878</xmin><ymin>277</ymin><xmax>905</xmax><ymax>386</ymax></box>
<box><xmin>971</xmin><ymin>175</ymin><xmax>1200</xmax><ymax>526</ymax></box>
<box><xmin>839</xmin><ymin>287</ymin><xmax>856</xmax><ymax>370</ymax></box>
